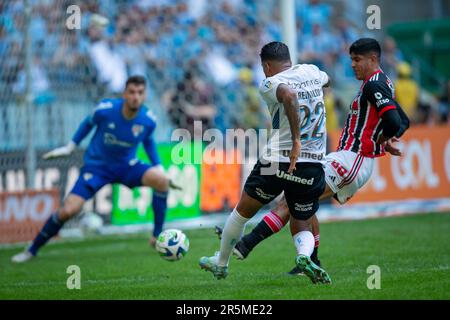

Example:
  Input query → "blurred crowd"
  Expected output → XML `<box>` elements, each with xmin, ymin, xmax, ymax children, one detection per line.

<box><xmin>0</xmin><ymin>0</ymin><xmax>448</xmax><ymax>141</ymax></box>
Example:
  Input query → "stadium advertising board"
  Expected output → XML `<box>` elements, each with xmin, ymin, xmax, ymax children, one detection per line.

<box><xmin>111</xmin><ymin>143</ymin><xmax>202</xmax><ymax>224</ymax></box>
<box><xmin>200</xmin><ymin>148</ymin><xmax>242</xmax><ymax>212</ymax></box>
<box><xmin>0</xmin><ymin>150</ymin><xmax>111</xmax><ymax>216</ymax></box>
<box><xmin>0</xmin><ymin>189</ymin><xmax>59</xmax><ymax>243</ymax></box>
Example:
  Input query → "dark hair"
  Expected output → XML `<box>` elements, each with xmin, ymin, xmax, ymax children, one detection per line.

<box><xmin>125</xmin><ymin>75</ymin><xmax>146</xmax><ymax>88</ymax></box>
<box><xmin>260</xmin><ymin>41</ymin><xmax>291</xmax><ymax>62</ymax></box>
<box><xmin>349</xmin><ymin>38</ymin><xmax>381</xmax><ymax>59</ymax></box>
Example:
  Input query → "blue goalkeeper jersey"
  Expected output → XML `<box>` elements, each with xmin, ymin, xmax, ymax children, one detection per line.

<box><xmin>71</xmin><ymin>98</ymin><xmax>160</xmax><ymax>167</ymax></box>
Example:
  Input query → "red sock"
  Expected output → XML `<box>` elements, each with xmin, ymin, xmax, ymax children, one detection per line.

<box><xmin>314</xmin><ymin>233</ymin><xmax>320</xmax><ymax>248</ymax></box>
<box><xmin>262</xmin><ymin>211</ymin><xmax>287</xmax><ymax>233</ymax></box>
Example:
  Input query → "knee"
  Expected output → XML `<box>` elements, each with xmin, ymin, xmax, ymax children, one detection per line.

<box><xmin>58</xmin><ymin>204</ymin><xmax>81</xmax><ymax>222</ymax></box>
<box><xmin>153</xmin><ymin>176</ymin><xmax>169</xmax><ymax>193</ymax></box>
<box><xmin>236</xmin><ymin>203</ymin><xmax>256</xmax><ymax>218</ymax></box>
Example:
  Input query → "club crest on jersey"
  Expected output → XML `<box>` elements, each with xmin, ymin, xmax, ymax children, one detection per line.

<box><xmin>386</xmin><ymin>78</ymin><xmax>395</xmax><ymax>94</ymax></box>
<box><xmin>132</xmin><ymin>124</ymin><xmax>144</xmax><ymax>137</ymax></box>
<box><xmin>108</xmin><ymin>122</ymin><xmax>115</xmax><ymax>130</ymax></box>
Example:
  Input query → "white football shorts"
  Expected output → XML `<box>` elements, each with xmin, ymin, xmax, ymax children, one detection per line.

<box><xmin>324</xmin><ymin>150</ymin><xmax>374</xmax><ymax>204</ymax></box>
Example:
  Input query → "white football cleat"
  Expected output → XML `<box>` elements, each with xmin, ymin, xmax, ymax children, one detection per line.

<box><xmin>11</xmin><ymin>250</ymin><xmax>35</xmax><ymax>263</ymax></box>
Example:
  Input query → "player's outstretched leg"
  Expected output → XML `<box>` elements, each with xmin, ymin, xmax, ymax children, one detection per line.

<box><xmin>199</xmin><ymin>208</ymin><xmax>248</xmax><ymax>279</ymax></box>
<box><xmin>11</xmin><ymin>194</ymin><xmax>84</xmax><ymax>263</ymax></box>
<box><xmin>215</xmin><ymin>199</ymin><xmax>290</xmax><ymax>259</ymax></box>
<box><xmin>200</xmin><ymin>192</ymin><xmax>262</xmax><ymax>279</ymax></box>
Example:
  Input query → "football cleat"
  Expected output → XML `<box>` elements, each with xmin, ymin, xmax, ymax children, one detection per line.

<box><xmin>288</xmin><ymin>258</ymin><xmax>321</xmax><ymax>276</ymax></box>
<box><xmin>11</xmin><ymin>250</ymin><xmax>35</xmax><ymax>263</ymax></box>
<box><xmin>295</xmin><ymin>254</ymin><xmax>331</xmax><ymax>284</ymax></box>
<box><xmin>199</xmin><ymin>253</ymin><xmax>228</xmax><ymax>280</ymax></box>
<box><xmin>232</xmin><ymin>241</ymin><xmax>250</xmax><ymax>260</ymax></box>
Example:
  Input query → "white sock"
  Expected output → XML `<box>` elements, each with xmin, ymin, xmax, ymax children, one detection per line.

<box><xmin>218</xmin><ymin>208</ymin><xmax>249</xmax><ymax>267</ymax></box>
<box><xmin>293</xmin><ymin>231</ymin><xmax>315</xmax><ymax>256</ymax></box>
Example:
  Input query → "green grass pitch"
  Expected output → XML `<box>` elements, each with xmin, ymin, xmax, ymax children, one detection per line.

<box><xmin>0</xmin><ymin>212</ymin><xmax>449</xmax><ymax>299</ymax></box>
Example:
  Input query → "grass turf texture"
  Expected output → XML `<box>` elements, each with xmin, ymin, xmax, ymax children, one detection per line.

<box><xmin>0</xmin><ymin>212</ymin><xmax>449</xmax><ymax>299</ymax></box>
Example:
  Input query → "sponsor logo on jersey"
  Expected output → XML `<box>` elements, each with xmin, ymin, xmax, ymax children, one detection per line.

<box><xmin>288</xmin><ymin>79</ymin><xmax>321</xmax><ymax>89</ymax></box>
<box><xmin>132</xmin><ymin>124</ymin><xmax>144</xmax><ymax>137</ymax></box>
<box><xmin>276</xmin><ymin>170</ymin><xmax>315</xmax><ymax>185</ymax></box>
<box><xmin>281</xmin><ymin>150</ymin><xmax>324</xmax><ymax>161</ymax></box>
<box><xmin>104</xmin><ymin>133</ymin><xmax>133</xmax><ymax>147</ymax></box>
<box><xmin>376</xmin><ymin>98</ymin><xmax>390</xmax><ymax>107</ymax></box>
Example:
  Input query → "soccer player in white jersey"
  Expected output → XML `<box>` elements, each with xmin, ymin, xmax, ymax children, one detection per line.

<box><xmin>215</xmin><ymin>38</ymin><xmax>410</xmax><ymax>275</ymax></box>
<box><xmin>199</xmin><ymin>41</ymin><xmax>332</xmax><ymax>284</ymax></box>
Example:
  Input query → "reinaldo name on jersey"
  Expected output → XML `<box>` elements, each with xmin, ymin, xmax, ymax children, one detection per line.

<box><xmin>259</xmin><ymin>64</ymin><xmax>329</xmax><ymax>164</ymax></box>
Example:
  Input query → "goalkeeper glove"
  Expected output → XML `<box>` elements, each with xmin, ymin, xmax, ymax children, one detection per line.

<box><xmin>42</xmin><ymin>141</ymin><xmax>76</xmax><ymax>159</ymax></box>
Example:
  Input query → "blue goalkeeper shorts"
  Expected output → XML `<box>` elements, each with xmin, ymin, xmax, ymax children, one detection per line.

<box><xmin>70</xmin><ymin>160</ymin><xmax>155</xmax><ymax>200</ymax></box>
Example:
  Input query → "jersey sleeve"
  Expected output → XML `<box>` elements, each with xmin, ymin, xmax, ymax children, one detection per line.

<box><xmin>309</xmin><ymin>64</ymin><xmax>329</xmax><ymax>86</ymax></box>
<box><xmin>72</xmin><ymin>100</ymin><xmax>114</xmax><ymax>144</ymax></box>
<box><xmin>91</xmin><ymin>99</ymin><xmax>114</xmax><ymax>124</ymax></box>
<box><xmin>72</xmin><ymin>116</ymin><xmax>95</xmax><ymax>145</ymax></box>
<box><xmin>319</xmin><ymin>70</ymin><xmax>329</xmax><ymax>86</ymax></box>
<box><xmin>364</xmin><ymin>81</ymin><xmax>397</xmax><ymax>116</ymax></box>
<box><xmin>259</xmin><ymin>76</ymin><xmax>283</xmax><ymax>105</ymax></box>
<box><xmin>142</xmin><ymin>110</ymin><xmax>161</xmax><ymax>165</ymax></box>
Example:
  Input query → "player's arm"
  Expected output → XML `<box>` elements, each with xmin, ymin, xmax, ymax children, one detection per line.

<box><xmin>276</xmin><ymin>83</ymin><xmax>301</xmax><ymax>173</ymax></box>
<box><xmin>394</xmin><ymin>102</ymin><xmax>410</xmax><ymax>138</ymax></box>
<box><xmin>142</xmin><ymin>133</ymin><xmax>161</xmax><ymax>166</ymax></box>
<box><xmin>42</xmin><ymin>115</ymin><xmax>96</xmax><ymax>159</ymax></box>
<box><xmin>382</xmin><ymin>102</ymin><xmax>410</xmax><ymax>156</ymax></box>
<box><xmin>72</xmin><ymin>115</ymin><xmax>96</xmax><ymax>145</ymax></box>
<box><xmin>365</xmin><ymin>81</ymin><xmax>404</xmax><ymax>144</ymax></box>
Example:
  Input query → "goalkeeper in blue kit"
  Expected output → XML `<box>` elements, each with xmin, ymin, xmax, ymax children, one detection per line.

<box><xmin>12</xmin><ymin>75</ymin><xmax>179</xmax><ymax>263</ymax></box>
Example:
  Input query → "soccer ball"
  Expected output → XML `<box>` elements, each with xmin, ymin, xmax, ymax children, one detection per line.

<box><xmin>155</xmin><ymin>229</ymin><xmax>189</xmax><ymax>261</ymax></box>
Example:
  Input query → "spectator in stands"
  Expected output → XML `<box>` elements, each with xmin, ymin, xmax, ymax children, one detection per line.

<box><xmin>300</xmin><ymin>23</ymin><xmax>339</xmax><ymax>70</ymax></box>
<box><xmin>297</xmin><ymin>0</ymin><xmax>332</xmax><ymax>35</ymax></box>
<box><xmin>87</xmin><ymin>14</ymin><xmax>127</xmax><ymax>95</ymax></box>
<box><xmin>395</xmin><ymin>62</ymin><xmax>419</xmax><ymax>123</ymax></box>
<box><xmin>381</xmin><ymin>37</ymin><xmax>404</xmax><ymax>79</ymax></box>
<box><xmin>12</xmin><ymin>54</ymin><xmax>54</xmax><ymax>105</ymax></box>
<box><xmin>0</xmin><ymin>0</ymin><xmax>368</xmax><ymax>142</ymax></box>
<box><xmin>238</xmin><ymin>67</ymin><xmax>269</xmax><ymax>130</ymax></box>
<box><xmin>162</xmin><ymin>69</ymin><xmax>216</xmax><ymax>136</ymax></box>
